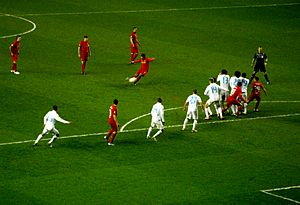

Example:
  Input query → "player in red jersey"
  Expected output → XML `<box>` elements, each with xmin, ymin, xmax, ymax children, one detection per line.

<box><xmin>9</xmin><ymin>35</ymin><xmax>21</xmax><ymax>75</ymax></box>
<box><xmin>247</xmin><ymin>76</ymin><xmax>267</xmax><ymax>112</ymax></box>
<box><xmin>104</xmin><ymin>99</ymin><xmax>119</xmax><ymax>146</ymax></box>
<box><xmin>78</xmin><ymin>35</ymin><xmax>91</xmax><ymax>75</ymax></box>
<box><xmin>131</xmin><ymin>53</ymin><xmax>155</xmax><ymax>85</ymax></box>
<box><xmin>223</xmin><ymin>82</ymin><xmax>248</xmax><ymax>117</ymax></box>
<box><xmin>130</xmin><ymin>27</ymin><xmax>141</xmax><ymax>64</ymax></box>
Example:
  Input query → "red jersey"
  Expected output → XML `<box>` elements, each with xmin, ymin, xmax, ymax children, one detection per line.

<box><xmin>108</xmin><ymin>104</ymin><xmax>117</xmax><ymax>123</ymax></box>
<box><xmin>79</xmin><ymin>40</ymin><xmax>90</xmax><ymax>54</ymax></box>
<box><xmin>10</xmin><ymin>40</ymin><xmax>20</xmax><ymax>55</ymax></box>
<box><xmin>251</xmin><ymin>81</ymin><xmax>265</xmax><ymax>95</ymax></box>
<box><xmin>130</xmin><ymin>32</ymin><xmax>137</xmax><ymax>46</ymax></box>
<box><xmin>135</xmin><ymin>57</ymin><xmax>155</xmax><ymax>73</ymax></box>
<box><xmin>229</xmin><ymin>86</ymin><xmax>245</xmax><ymax>101</ymax></box>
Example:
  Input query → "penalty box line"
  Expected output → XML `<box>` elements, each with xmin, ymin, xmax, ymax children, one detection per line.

<box><xmin>0</xmin><ymin>113</ymin><xmax>299</xmax><ymax>146</ymax></box>
<box><xmin>260</xmin><ymin>185</ymin><xmax>300</xmax><ymax>204</ymax></box>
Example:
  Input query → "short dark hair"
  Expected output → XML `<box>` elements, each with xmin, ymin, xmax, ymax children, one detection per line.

<box><xmin>16</xmin><ymin>35</ymin><xmax>21</xmax><ymax>39</ymax></box>
<box><xmin>242</xmin><ymin>73</ymin><xmax>247</xmax><ymax>78</ymax></box>
<box><xmin>157</xmin><ymin>98</ymin><xmax>162</xmax><ymax>103</ymax></box>
<box><xmin>234</xmin><ymin>71</ymin><xmax>241</xmax><ymax>78</ymax></box>
<box><xmin>237</xmin><ymin>82</ymin><xmax>242</xmax><ymax>87</ymax></box>
<box><xmin>209</xmin><ymin>78</ymin><xmax>214</xmax><ymax>83</ymax></box>
<box><xmin>84</xmin><ymin>35</ymin><xmax>88</xmax><ymax>38</ymax></box>
<box><xmin>254</xmin><ymin>76</ymin><xmax>259</xmax><ymax>81</ymax></box>
<box><xmin>53</xmin><ymin>105</ymin><xmax>58</xmax><ymax>111</ymax></box>
<box><xmin>113</xmin><ymin>99</ymin><xmax>119</xmax><ymax>105</ymax></box>
<box><xmin>193</xmin><ymin>89</ymin><xmax>197</xmax><ymax>94</ymax></box>
<box><xmin>141</xmin><ymin>53</ymin><xmax>146</xmax><ymax>58</ymax></box>
<box><xmin>221</xmin><ymin>69</ymin><xmax>227</xmax><ymax>75</ymax></box>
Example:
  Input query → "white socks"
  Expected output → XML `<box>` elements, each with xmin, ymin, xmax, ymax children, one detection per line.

<box><xmin>182</xmin><ymin>118</ymin><xmax>188</xmax><ymax>130</ymax></box>
<box><xmin>34</xmin><ymin>134</ymin><xmax>43</xmax><ymax>144</ymax></box>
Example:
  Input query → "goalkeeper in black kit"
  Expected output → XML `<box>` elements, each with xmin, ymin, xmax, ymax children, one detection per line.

<box><xmin>249</xmin><ymin>46</ymin><xmax>270</xmax><ymax>85</ymax></box>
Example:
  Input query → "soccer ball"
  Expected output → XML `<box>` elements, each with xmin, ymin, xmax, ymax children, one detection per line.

<box><xmin>129</xmin><ymin>77</ymin><xmax>137</xmax><ymax>83</ymax></box>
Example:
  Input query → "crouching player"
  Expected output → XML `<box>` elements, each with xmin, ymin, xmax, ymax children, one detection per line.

<box><xmin>146</xmin><ymin>98</ymin><xmax>165</xmax><ymax>141</ymax></box>
<box><xmin>247</xmin><ymin>76</ymin><xmax>267</xmax><ymax>112</ymax></box>
<box><xmin>223</xmin><ymin>82</ymin><xmax>248</xmax><ymax>117</ymax></box>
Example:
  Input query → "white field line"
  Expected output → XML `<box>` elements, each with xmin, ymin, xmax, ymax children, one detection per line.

<box><xmin>120</xmin><ymin>100</ymin><xmax>300</xmax><ymax>132</ymax></box>
<box><xmin>261</xmin><ymin>185</ymin><xmax>300</xmax><ymax>204</ymax></box>
<box><xmin>0</xmin><ymin>13</ymin><xmax>37</xmax><ymax>39</ymax></box>
<box><xmin>1</xmin><ymin>3</ymin><xmax>298</xmax><ymax>17</ymax></box>
<box><xmin>0</xmin><ymin>113</ymin><xmax>299</xmax><ymax>146</ymax></box>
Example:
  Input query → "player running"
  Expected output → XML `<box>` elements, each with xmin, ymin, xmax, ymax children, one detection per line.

<box><xmin>130</xmin><ymin>53</ymin><xmax>155</xmax><ymax>85</ymax></box>
<box><xmin>9</xmin><ymin>35</ymin><xmax>21</xmax><ymax>75</ymax></box>
<box><xmin>78</xmin><ymin>35</ymin><xmax>91</xmax><ymax>75</ymax></box>
<box><xmin>182</xmin><ymin>89</ymin><xmax>204</xmax><ymax>132</ymax></box>
<box><xmin>146</xmin><ymin>98</ymin><xmax>165</xmax><ymax>141</ymax></box>
<box><xmin>34</xmin><ymin>105</ymin><xmax>71</xmax><ymax>147</ymax></box>
<box><xmin>104</xmin><ymin>99</ymin><xmax>119</xmax><ymax>146</ymax></box>
<box><xmin>130</xmin><ymin>27</ymin><xmax>141</xmax><ymax>64</ymax></box>
<box><xmin>249</xmin><ymin>46</ymin><xmax>270</xmax><ymax>84</ymax></box>
<box><xmin>223</xmin><ymin>82</ymin><xmax>248</xmax><ymax>117</ymax></box>
<box><xmin>247</xmin><ymin>76</ymin><xmax>267</xmax><ymax>112</ymax></box>
<box><xmin>204</xmin><ymin>78</ymin><xmax>225</xmax><ymax>120</ymax></box>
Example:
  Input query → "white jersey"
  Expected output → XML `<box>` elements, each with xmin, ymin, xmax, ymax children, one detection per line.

<box><xmin>240</xmin><ymin>77</ymin><xmax>250</xmax><ymax>93</ymax></box>
<box><xmin>151</xmin><ymin>102</ymin><xmax>164</xmax><ymax>123</ymax></box>
<box><xmin>185</xmin><ymin>94</ymin><xmax>202</xmax><ymax>112</ymax></box>
<box><xmin>204</xmin><ymin>83</ymin><xmax>220</xmax><ymax>102</ymax></box>
<box><xmin>44</xmin><ymin>110</ymin><xmax>69</xmax><ymax>130</ymax></box>
<box><xmin>217</xmin><ymin>74</ymin><xmax>230</xmax><ymax>91</ymax></box>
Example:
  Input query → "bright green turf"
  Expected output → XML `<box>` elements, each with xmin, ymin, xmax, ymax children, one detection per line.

<box><xmin>0</xmin><ymin>0</ymin><xmax>299</xmax><ymax>204</ymax></box>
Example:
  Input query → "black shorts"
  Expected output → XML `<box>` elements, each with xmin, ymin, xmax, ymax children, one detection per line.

<box><xmin>254</xmin><ymin>65</ymin><xmax>266</xmax><ymax>72</ymax></box>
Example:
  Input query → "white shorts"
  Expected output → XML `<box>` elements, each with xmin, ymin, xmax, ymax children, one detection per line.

<box><xmin>220</xmin><ymin>90</ymin><xmax>229</xmax><ymax>101</ymax></box>
<box><xmin>186</xmin><ymin>109</ymin><xmax>198</xmax><ymax>120</ymax></box>
<box><xmin>206</xmin><ymin>99</ymin><xmax>220</xmax><ymax>108</ymax></box>
<box><xmin>151</xmin><ymin>120</ymin><xmax>164</xmax><ymax>130</ymax></box>
<box><xmin>42</xmin><ymin>124</ymin><xmax>59</xmax><ymax>136</ymax></box>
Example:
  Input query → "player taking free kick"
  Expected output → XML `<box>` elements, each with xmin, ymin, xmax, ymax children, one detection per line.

<box><xmin>78</xmin><ymin>35</ymin><xmax>91</xmax><ymax>75</ymax></box>
<box><xmin>130</xmin><ymin>53</ymin><xmax>155</xmax><ymax>85</ymax></box>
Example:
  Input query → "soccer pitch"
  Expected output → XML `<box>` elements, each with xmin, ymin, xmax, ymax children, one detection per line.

<box><xmin>0</xmin><ymin>0</ymin><xmax>299</xmax><ymax>204</ymax></box>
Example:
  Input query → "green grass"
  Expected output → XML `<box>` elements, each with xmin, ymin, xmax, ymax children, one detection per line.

<box><xmin>0</xmin><ymin>0</ymin><xmax>299</xmax><ymax>204</ymax></box>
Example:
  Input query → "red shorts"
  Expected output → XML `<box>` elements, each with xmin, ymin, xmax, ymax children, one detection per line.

<box><xmin>109</xmin><ymin>120</ymin><xmax>118</xmax><ymax>132</ymax></box>
<box><xmin>130</xmin><ymin>44</ymin><xmax>138</xmax><ymax>53</ymax></box>
<box><xmin>226</xmin><ymin>97</ymin><xmax>242</xmax><ymax>108</ymax></box>
<box><xmin>80</xmin><ymin>53</ymin><xmax>89</xmax><ymax>62</ymax></box>
<box><xmin>11</xmin><ymin>54</ymin><xmax>18</xmax><ymax>62</ymax></box>
<box><xmin>136</xmin><ymin>68</ymin><xmax>148</xmax><ymax>76</ymax></box>
<box><xmin>248</xmin><ymin>93</ymin><xmax>261</xmax><ymax>102</ymax></box>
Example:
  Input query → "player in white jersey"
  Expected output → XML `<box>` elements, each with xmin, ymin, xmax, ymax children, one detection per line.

<box><xmin>204</xmin><ymin>78</ymin><xmax>225</xmax><ymax>120</ymax></box>
<box><xmin>146</xmin><ymin>98</ymin><xmax>165</xmax><ymax>141</ymax></box>
<box><xmin>34</xmin><ymin>105</ymin><xmax>71</xmax><ymax>147</ymax></box>
<box><xmin>240</xmin><ymin>73</ymin><xmax>250</xmax><ymax>114</ymax></box>
<box><xmin>229</xmin><ymin>71</ymin><xmax>241</xmax><ymax>114</ymax></box>
<box><xmin>182</xmin><ymin>89</ymin><xmax>203</xmax><ymax>132</ymax></box>
<box><xmin>217</xmin><ymin>69</ymin><xmax>230</xmax><ymax>109</ymax></box>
